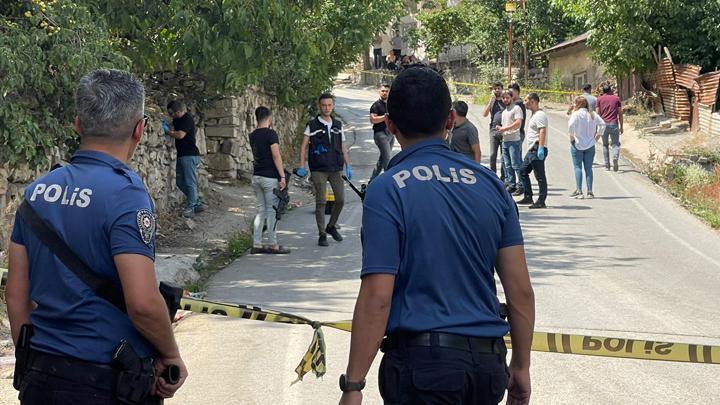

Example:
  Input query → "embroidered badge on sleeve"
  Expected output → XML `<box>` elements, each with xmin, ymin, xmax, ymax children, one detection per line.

<box><xmin>136</xmin><ymin>209</ymin><xmax>156</xmax><ymax>245</ymax></box>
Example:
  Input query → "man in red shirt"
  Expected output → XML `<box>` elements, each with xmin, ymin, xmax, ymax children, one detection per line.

<box><xmin>597</xmin><ymin>85</ymin><xmax>624</xmax><ymax>172</ymax></box>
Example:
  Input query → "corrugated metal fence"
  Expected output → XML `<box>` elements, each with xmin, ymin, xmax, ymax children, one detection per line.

<box><xmin>654</xmin><ymin>56</ymin><xmax>720</xmax><ymax>136</ymax></box>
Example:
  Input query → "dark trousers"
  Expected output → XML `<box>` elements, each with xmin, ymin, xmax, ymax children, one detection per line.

<box><xmin>310</xmin><ymin>170</ymin><xmax>345</xmax><ymax>235</ymax></box>
<box><xmin>371</xmin><ymin>129</ymin><xmax>395</xmax><ymax>181</ymax></box>
<box><xmin>520</xmin><ymin>145</ymin><xmax>548</xmax><ymax>203</ymax></box>
<box><xmin>488</xmin><ymin>131</ymin><xmax>505</xmax><ymax>177</ymax></box>
<box><xmin>19</xmin><ymin>369</ymin><xmax>118</xmax><ymax>404</ymax></box>
<box><xmin>379</xmin><ymin>342</ymin><xmax>508</xmax><ymax>404</ymax></box>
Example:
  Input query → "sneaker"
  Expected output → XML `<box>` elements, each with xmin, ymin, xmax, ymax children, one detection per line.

<box><xmin>326</xmin><ymin>226</ymin><xmax>343</xmax><ymax>242</ymax></box>
<box><xmin>586</xmin><ymin>191</ymin><xmax>595</xmax><ymax>199</ymax></box>
<box><xmin>516</xmin><ymin>196</ymin><xmax>534</xmax><ymax>205</ymax></box>
<box><xmin>194</xmin><ymin>203</ymin><xmax>208</xmax><ymax>214</ymax></box>
<box><xmin>318</xmin><ymin>234</ymin><xmax>329</xmax><ymax>247</ymax></box>
<box><xmin>182</xmin><ymin>207</ymin><xmax>195</xmax><ymax>218</ymax></box>
<box><xmin>569</xmin><ymin>190</ymin><xmax>583</xmax><ymax>199</ymax></box>
<box><xmin>529</xmin><ymin>202</ymin><xmax>547</xmax><ymax>209</ymax></box>
<box><xmin>613</xmin><ymin>159</ymin><xmax>619</xmax><ymax>172</ymax></box>
<box><xmin>513</xmin><ymin>188</ymin><xmax>525</xmax><ymax>197</ymax></box>
<box><xmin>605</xmin><ymin>165</ymin><xmax>611</xmax><ymax>171</ymax></box>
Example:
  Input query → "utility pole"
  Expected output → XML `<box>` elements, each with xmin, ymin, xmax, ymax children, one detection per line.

<box><xmin>505</xmin><ymin>1</ymin><xmax>516</xmax><ymax>84</ymax></box>
<box><xmin>508</xmin><ymin>19</ymin><xmax>513</xmax><ymax>84</ymax></box>
<box><xmin>522</xmin><ymin>0</ymin><xmax>528</xmax><ymax>84</ymax></box>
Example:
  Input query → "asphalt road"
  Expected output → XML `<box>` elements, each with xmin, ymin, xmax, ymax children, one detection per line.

<box><xmin>169</xmin><ymin>87</ymin><xmax>720</xmax><ymax>405</ymax></box>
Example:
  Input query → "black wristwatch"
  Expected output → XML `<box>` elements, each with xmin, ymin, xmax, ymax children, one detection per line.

<box><xmin>339</xmin><ymin>374</ymin><xmax>366</xmax><ymax>392</ymax></box>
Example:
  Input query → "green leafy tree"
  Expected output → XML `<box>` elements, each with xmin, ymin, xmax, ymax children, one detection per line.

<box><xmin>1</xmin><ymin>0</ymin><xmax>402</xmax><ymax>166</ymax></box>
<box><xmin>552</xmin><ymin>0</ymin><xmax>720</xmax><ymax>76</ymax></box>
<box><xmin>414</xmin><ymin>0</ymin><xmax>581</xmax><ymax>66</ymax></box>
<box><xmin>0</xmin><ymin>0</ymin><xmax>128</xmax><ymax>166</ymax></box>
<box><xmin>99</xmin><ymin>0</ymin><xmax>403</xmax><ymax>103</ymax></box>
<box><xmin>416</xmin><ymin>4</ymin><xmax>472</xmax><ymax>58</ymax></box>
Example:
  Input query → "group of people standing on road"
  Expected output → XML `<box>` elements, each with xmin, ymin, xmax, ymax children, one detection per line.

<box><xmin>474</xmin><ymin>81</ymin><xmax>624</xmax><ymax>204</ymax></box>
<box><xmin>474</xmin><ymin>82</ymin><xmax>549</xmax><ymax>208</ymax></box>
<box><xmin>247</xmin><ymin>77</ymin><xmax>625</xmax><ymax>253</ymax></box>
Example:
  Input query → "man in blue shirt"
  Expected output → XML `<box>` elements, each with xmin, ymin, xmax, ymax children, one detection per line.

<box><xmin>6</xmin><ymin>69</ymin><xmax>187</xmax><ymax>403</ymax></box>
<box><xmin>339</xmin><ymin>67</ymin><xmax>535</xmax><ymax>405</ymax></box>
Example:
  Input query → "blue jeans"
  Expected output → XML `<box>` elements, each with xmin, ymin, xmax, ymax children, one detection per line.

<box><xmin>571</xmin><ymin>144</ymin><xmax>595</xmax><ymax>191</ymax></box>
<box><xmin>252</xmin><ymin>175</ymin><xmax>280</xmax><ymax>246</ymax></box>
<box><xmin>176</xmin><ymin>155</ymin><xmax>200</xmax><ymax>208</ymax></box>
<box><xmin>501</xmin><ymin>140</ymin><xmax>523</xmax><ymax>188</ymax></box>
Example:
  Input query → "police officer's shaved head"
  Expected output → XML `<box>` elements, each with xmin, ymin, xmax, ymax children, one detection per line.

<box><xmin>75</xmin><ymin>69</ymin><xmax>145</xmax><ymax>141</ymax></box>
<box><xmin>387</xmin><ymin>67</ymin><xmax>451</xmax><ymax>138</ymax></box>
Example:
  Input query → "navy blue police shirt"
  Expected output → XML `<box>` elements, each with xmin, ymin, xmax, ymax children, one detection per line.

<box><xmin>361</xmin><ymin>138</ymin><xmax>523</xmax><ymax>337</ymax></box>
<box><xmin>11</xmin><ymin>150</ymin><xmax>157</xmax><ymax>364</ymax></box>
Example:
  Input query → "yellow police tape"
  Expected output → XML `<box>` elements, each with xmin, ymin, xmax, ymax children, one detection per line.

<box><xmin>1</xmin><ymin>268</ymin><xmax>718</xmax><ymax>383</ymax></box>
<box><xmin>358</xmin><ymin>69</ymin><xmax>578</xmax><ymax>96</ymax></box>
<box><xmin>178</xmin><ymin>296</ymin><xmax>720</xmax><ymax>383</ymax></box>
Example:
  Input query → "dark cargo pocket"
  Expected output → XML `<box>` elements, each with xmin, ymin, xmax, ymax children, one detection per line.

<box><xmin>410</xmin><ymin>368</ymin><xmax>466</xmax><ymax>404</ymax></box>
<box><xmin>489</xmin><ymin>371</ymin><xmax>509</xmax><ymax>403</ymax></box>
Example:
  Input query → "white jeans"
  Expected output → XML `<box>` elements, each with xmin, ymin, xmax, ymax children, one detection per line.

<box><xmin>252</xmin><ymin>176</ymin><xmax>280</xmax><ymax>246</ymax></box>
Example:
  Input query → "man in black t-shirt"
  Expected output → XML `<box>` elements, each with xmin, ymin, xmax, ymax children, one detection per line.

<box><xmin>369</xmin><ymin>83</ymin><xmax>394</xmax><ymax>181</ymax></box>
<box><xmin>166</xmin><ymin>100</ymin><xmax>203</xmax><ymax>218</ymax></box>
<box><xmin>484</xmin><ymin>82</ymin><xmax>506</xmax><ymax>175</ymax></box>
<box><xmin>248</xmin><ymin>106</ymin><xmax>289</xmax><ymax>254</ymax></box>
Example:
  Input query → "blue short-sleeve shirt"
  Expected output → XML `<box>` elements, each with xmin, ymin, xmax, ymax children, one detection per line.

<box><xmin>11</xmin><ymin>150</ymin><xmax>157</xmax><ymax>363</ymax></box>
<box><xmin>361</xmin><ymin>139</ymin><xmax>523</xmax><ymax>338</ymax></box>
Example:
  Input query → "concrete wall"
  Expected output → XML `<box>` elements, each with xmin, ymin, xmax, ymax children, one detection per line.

<box><xmin>548</xmin><ymin>44</ymin><xmax>607</xmax><ymax>90</ymax></box>
<box><xmin>699</xmin><ymin>103</ymin><xmax>720</xmax><ymax>137</ymax></box>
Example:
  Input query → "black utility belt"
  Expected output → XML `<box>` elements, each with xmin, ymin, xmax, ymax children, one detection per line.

<box><xmin>382</xmin><ymin>331</ymin><xmax>505</xmax><ymax>354</ymax></box>
<box><xmin>27</xmin><ymin>349</ymin><xmax>116</xmax><ymax>390</ymax></box>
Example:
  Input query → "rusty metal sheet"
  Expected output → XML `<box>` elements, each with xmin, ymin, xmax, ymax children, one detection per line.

<box><xmin>695</xmin><ymin>71</ymin><xmax>720</xmax><ymax>105</ymax></box>
<box><xmin>674</xmin><ymin>64</ymin><xmax>701</xmax><ymax>89</ymax></box>
<box><xmin>659</xmin><ymin>88</ymin><xmax>691</xmax><ymax>120</ymax></box>
<box><xmin>655</xmin><ymin>58</ymin><xmax>676</xmax><ymax>88</ymax></box>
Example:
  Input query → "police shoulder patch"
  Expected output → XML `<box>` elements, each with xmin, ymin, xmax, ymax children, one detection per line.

<box><xmin>136</xmin><ymin>209</ymin><xmax>156</xmax><ymax>245</ymax></box>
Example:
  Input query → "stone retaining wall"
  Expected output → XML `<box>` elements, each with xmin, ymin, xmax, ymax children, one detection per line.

<box><xmin>1</xmin><ymin>74</ymin><xmax>304</xmax><ymax>254</ymax></box>
<box><xmin>203</xmin><ymin>88</ymin><xmax>303</xmax><ymax>180</ymax></box>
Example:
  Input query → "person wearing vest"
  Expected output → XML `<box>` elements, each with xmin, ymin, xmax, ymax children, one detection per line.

<box><xmin>298</xmin><ymin>93</ymin><xmax>352</xmax><ymax>246</ymax></box>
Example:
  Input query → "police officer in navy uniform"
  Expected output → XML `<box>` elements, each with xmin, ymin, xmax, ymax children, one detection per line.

<box><xmin>6</xmin><ymin>69</ymin><xmax>187</xmax><ymax>403</ymax></box>
<box><xmin>339</xmin><ymin>67</ymin><xmax>535</xmax><ymax>405</ymax></box>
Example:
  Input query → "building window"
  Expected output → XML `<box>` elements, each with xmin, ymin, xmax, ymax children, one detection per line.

<box><xmin>573</xmin><ymin>72</ymin><xmax>588</xmax><ymax>90</ymax></box>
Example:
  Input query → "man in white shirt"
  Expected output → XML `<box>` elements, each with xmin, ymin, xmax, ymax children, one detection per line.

<box><xmin>496</xmin><ymin>90</ymin><xmax>524</xmax><ymax>194</ymax></box>
<box><xmin>517</xmin><ymin>93</ymin><xmax>548</xmax><ymax>209</ymax></box>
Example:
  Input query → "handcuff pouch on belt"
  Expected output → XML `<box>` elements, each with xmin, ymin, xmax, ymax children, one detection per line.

<box><xmin>112</xmin><ymin>339</ymin><xmax>159</xmax><ymax>405</ymax></box>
